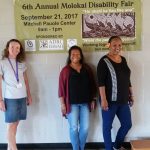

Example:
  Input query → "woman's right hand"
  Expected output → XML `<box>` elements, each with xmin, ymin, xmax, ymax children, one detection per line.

<box><xmin>0</xmin><ymin>100</ymin><xmax>6</xmax><ymax>112</ymax></box>
<box><xmin>101</xmin><ymin>99</ymin><xmax>109</xmax><ymax>111</ymax></box>
<box><xmin>61</xmin><ymin>103</ymin><xmax>66</xmax><ymax>115</ymax></box>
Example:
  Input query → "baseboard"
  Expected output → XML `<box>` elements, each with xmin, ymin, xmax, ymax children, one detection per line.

<box><xmin>0</xmin><ymin>142</ymin><xmax>131</xmax><ymax>149</ymax></box>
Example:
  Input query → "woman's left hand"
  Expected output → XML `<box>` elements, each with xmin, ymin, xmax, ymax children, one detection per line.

<box><xmin>27</xmin><ymin>96</ymin><xmax>32</xmax><ymax>105</ymax></box>
<box><xmin>90</xmin><ymin>100</ymin><xmax>96</xmax><ymax>111</ymax></box>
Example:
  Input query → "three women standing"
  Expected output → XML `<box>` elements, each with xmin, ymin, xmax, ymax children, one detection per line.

<box><xmin>0</xmin><ymin>37</ymin><xmax>133</xmax><ymax>150</ymax></box>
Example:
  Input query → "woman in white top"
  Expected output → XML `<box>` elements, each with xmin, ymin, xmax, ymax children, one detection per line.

<box><xmin>0</xmin><ymin>39</ymin><xmax>32</xmax><ymax>150</ymax></box>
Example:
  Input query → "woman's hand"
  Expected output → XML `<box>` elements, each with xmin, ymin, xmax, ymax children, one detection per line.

<box><xmin>101</xmin><ymin>99</ymin><xmax>109</xmax><ymax>111</ymax></box>
<box><xmin>0</xmin><ymin>100</ymin><xmax>6</xmax><ymax>112</ymax></box>
<box><xmin>90</xmin><ymin>100</ymin><xmax>96</xmax><ymax>111</ymax></box>
<box><xmin>99</xmin><ymin>87</ymin><xmax>108</xmax><ymax>111</ymax></box>
<box><xmin>129</xmin><ymin>96</ymin><xmax>134</xmax><ymax>107</ymax></box>
<box><xmin>61</xmin><ymin>103</ymin><xmax>66</xmax><ymax>115</ymax></box>
<box><xmin>27</xmin><ymin>96</ymin><xmax>32</xmax><ymax>106</ymax></box>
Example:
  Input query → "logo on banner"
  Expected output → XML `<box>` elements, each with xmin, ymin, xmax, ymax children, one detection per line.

<box><xmin>39</xmin><ymin>39</ymin><xmax>64</xmax><ymax>51</ymax></box>
<box><xmin>67</xmin><ymin>39</ymin><xmax>77</xmax><ymax>50</ymax></box>
<box><xmin>39</xmin><ymin>40</ymin><xmax>49</xmax><ymax>49</ymax></box>
<box><xmin>25</xmin><ymin>40</ymin><xmax>36</xmax><ymax>51</ymax></box>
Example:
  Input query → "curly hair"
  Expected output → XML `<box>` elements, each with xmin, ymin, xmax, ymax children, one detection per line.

<box><xmin>2</xmin><ymin>39</ymin><xmax>26</xmax><ymax>62</ymax></box>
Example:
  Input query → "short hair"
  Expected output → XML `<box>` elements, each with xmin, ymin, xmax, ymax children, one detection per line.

<box><xmin>66</xmin><ymin>45</ymin><xmax>84</xmax><ymax>65</ymax></box>
<box><xmin>2</xmin><ymin>39</ymin><xmax>25</xmax><ymax>62</ymax></box>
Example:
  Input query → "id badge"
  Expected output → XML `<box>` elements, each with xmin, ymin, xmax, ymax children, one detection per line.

<box><xmin>16</xmin><ymin>83</ymin><xmax>22</xmax><ymax>88</ymax></box>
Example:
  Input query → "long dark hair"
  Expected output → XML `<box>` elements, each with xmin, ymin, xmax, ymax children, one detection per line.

<box><xmin>2</xmin><ymin>39</ymin><xmax>25</xmax><ymax>62</ymax></box>
<box><xmin>66</xmin><ymin>45</ymin><xmax>84</xmax><ymax>65</ymax></box>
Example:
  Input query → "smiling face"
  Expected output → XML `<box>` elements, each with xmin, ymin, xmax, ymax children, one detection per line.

<box><xmin>109</xmin><ymin>38</ymin><xmax>122</xmax><ymax>55</ymax></box>
<box><xmin>70</xmin><ymin>49</ymin><xmax>81</xmax><ymax>64</ymax></box>
<box><xmin>8</xmin><ymin>41</ymin><xmax>20</xmax><ymax>59</ymax></box>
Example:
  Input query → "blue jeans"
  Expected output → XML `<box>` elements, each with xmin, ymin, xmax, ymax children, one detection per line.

<box><xmin>102</xmin><ymin>104</ymin><xmax>132</xmax><ymax>150</ymax></box>
<box><xmin>67</xmin><ymin>104</ymin><xmax>89</xmax><ymax>150</ymax></box>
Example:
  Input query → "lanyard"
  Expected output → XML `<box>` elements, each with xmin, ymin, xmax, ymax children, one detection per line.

<box><xmin>8</xmin><ymin>58</ymin><xmax>19</xmax><ymax>82</ymax></box>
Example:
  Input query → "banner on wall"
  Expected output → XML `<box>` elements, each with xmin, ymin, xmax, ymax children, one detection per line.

<box><xmin>14</xmin><ymin>0</ymin><xmax>142</xmax><ymax>53</ymax></box>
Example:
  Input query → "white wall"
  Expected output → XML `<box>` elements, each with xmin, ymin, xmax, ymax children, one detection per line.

<box><xmin>0</xmin><ymin>0</ymin><xmax>150</xmax><ymax>143</ymax></box>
